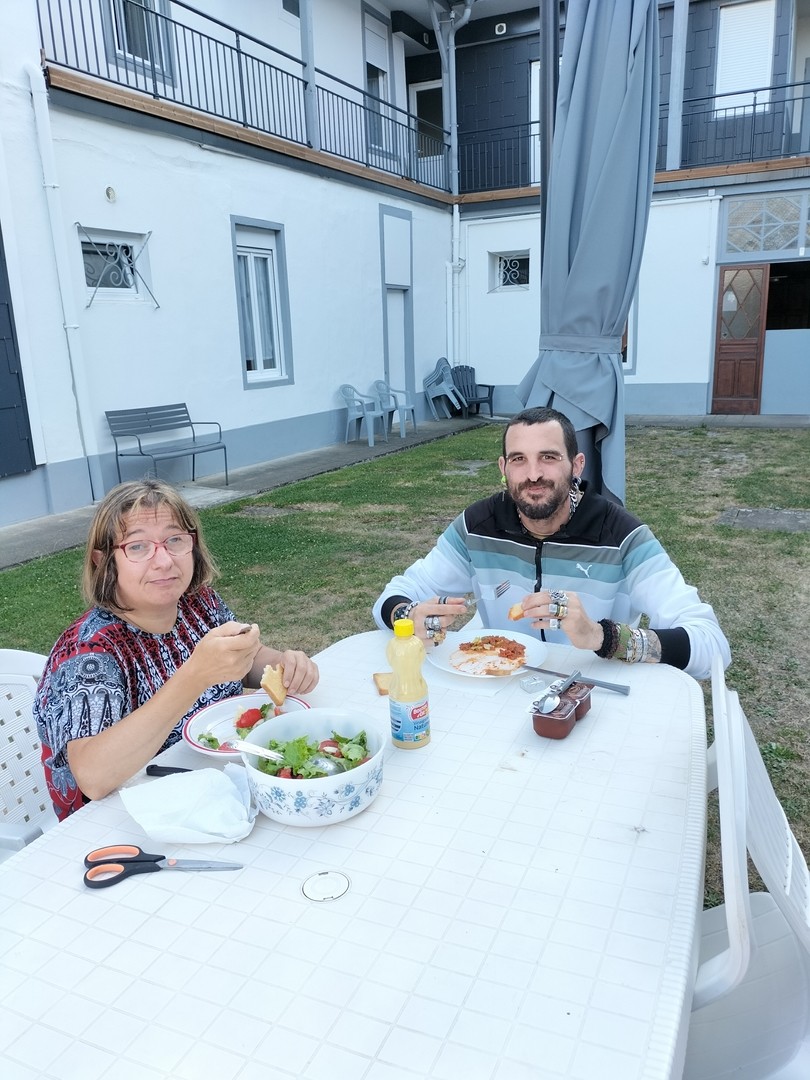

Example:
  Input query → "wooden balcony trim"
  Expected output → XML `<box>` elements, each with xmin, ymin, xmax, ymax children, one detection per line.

<box><xmin>44</xmin><ymin>66</ymin><xmax>454</xmax><ymax>206</ymax></box>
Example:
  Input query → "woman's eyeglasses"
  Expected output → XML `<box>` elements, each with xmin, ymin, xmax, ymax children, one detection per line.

<box><xmin>114</xmin><ymin>531</ymin><xmax>196</xmax><ymax>563</ymax></box>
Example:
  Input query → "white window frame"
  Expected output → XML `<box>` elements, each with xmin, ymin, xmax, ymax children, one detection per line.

<box><xmin>715</xmin><ymin>0</ymin><xmax>775</xmax><ymax>114</ymax></box>
<box><xmin>232</xmin><ymin>220</ymin><xmax>293</xmax><ymax>388</ymax></box>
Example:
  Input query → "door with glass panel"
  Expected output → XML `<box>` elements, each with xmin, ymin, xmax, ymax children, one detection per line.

<box><xmin>711</xmin><ymin>265</ymin><xmax>768</xmax><ymax>414</ymax></box>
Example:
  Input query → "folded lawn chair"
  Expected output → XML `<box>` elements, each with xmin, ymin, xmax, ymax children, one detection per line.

<box><xmin>422</xmin><ymin>358</ymin><xmax>465</xmax><ymax>420</ymax></box>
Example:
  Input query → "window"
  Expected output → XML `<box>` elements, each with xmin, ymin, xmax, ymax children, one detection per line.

<box><xmin>490</xmin><ymin>252</ymin><xmax>530</xmax><ymax>291</ymax></box>
<box><xmin>282</xmin><ymin>0</ymin><xmax>300</xmax><ymax>15</ymax></box>
<box><xmin>715</xmin><ymin>0</ymin><xmax>775</xmax><ymax>113</ymax></box>
<box><xmin>233</xmin><ymin>222</ymin><xmax>292</xmax><ymax>385</ymax></box>
<box><xmin>106</xmin><ymin>0</ymin><xmax>172</xmax><ymax>76</ymax></box>
<box><xmin>77</xmin><ymin>227</ymin><xmax>156</xmax><ymax>306</ymax></box>
<box><xmin>82</xmin><ymin>240</ymin><xmax>135</xmax><ymax>291</ymax></box>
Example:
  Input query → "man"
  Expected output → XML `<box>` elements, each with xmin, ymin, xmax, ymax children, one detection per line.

<box><xmin>373</xmin><ymin>407</ymin><xmax>729</xmax><ymax>679</ymax></box>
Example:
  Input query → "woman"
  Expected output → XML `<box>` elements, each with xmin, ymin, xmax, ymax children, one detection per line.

<box><xmin>34</xmin><ymin>478</ymin><xmax>319</xmax><ymax>820</ymax></box>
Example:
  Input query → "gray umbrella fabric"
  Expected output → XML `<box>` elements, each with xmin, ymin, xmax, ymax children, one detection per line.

<box><xmin>516</xmin><ymin>0</ymin><xmax>659</xmax><ymax>504</ymax></box>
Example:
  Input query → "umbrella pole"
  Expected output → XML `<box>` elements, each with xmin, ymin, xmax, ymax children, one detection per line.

<box><xmin>539</xmin><ymin>0</ymin><xmax>560</xmax><ymax>271</ymax></box>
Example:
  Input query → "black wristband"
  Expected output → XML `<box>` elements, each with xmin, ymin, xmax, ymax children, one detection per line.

<box><xmin>595</xmin><ymin>618</ymin><xmax>619</xmax><ymax>659</ymax></box>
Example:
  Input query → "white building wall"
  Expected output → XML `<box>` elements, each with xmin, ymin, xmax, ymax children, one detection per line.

<box><xmin>0</xmin><ymin>0</ymin><xmax>449</xmax><ymax>527</ymax></box>
<box><xmin>629</xmin><ymin>194</ymin><xmax>721</xmax><ymax>413</ymax></box>
<box><xmin>460</xmin><ymin>213</ymin><xmax>542</xmax><ymax>388</ymax></box>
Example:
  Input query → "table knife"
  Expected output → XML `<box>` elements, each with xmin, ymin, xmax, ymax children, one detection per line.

<box><xmin>146</xmin><ymin>765</ymin><xmax>192</xmax><ymax>777</ymax></box>
<box><xmin>521</xmin><ymin>664</ymin><xmax>630</xmax><ymax>695</ymax></box>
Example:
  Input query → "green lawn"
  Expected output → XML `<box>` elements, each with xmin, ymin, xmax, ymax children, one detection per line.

<box><xmin>3</xmin><ymin>423</ymin><xmax>809</xmax><ymax>899</ymax></box>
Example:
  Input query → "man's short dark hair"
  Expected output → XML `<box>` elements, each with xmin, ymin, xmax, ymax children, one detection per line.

<box><xmin>502</xmin><ymin>407</ymin><xmax>579</xmax><ymax>461</ymax></box>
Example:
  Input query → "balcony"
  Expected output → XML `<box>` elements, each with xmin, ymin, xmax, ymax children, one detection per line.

<box><xmin>36</xmin><ymin>1</ymin><xmax>810</xmax><ymax>200</ymax></box>
<box><xmin>36</xmin><ymin>0</ymin><xmax>449</xmax><ymax>192</ymax></box>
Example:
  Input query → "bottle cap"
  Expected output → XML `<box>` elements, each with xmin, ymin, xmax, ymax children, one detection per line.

<box><xmin>392</xmin><ymin>618</ymin><xmax>415</xmax><ymax>638</ymax></box>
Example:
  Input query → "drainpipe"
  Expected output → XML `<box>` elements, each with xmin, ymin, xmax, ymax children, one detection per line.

<box><xmin>26</xmin><ymin>63</ymin><xmax>101</xmax><ymax>501</ymax></box>
<box><xmin>429</xmin><ymin>1</ymin><xmax>472</xmax><ymax>365</ymax></box>
<box><xmin>298</xmin><ymin>0</ymin><xmax>320</xmax><ymax>151</ymax></box>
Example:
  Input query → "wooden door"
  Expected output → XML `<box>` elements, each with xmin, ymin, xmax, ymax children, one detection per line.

<box><xmin>711</xmin><ymin>265</ymin><xmax>768</xmax><ymax>414</ymax></box>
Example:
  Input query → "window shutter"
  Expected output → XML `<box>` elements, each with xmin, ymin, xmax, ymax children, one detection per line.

<box><xmin>716</xmin><ymin>0</ymin><xmax>775</xmax><ymax>98</ymax></box>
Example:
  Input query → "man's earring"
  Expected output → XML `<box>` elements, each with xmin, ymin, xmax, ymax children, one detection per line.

<box><xmin>500</xmin><ymin>474</ymin><xmax>507</xmax><ymax>487</ymax></box>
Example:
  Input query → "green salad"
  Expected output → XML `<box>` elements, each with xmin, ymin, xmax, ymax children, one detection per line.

<box><xmin>258</xmin><ymin>730</ymin><xmax>371</xmax><ymax>779</ymax></box>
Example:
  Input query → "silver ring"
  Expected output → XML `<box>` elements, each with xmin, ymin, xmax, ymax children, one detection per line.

<box><xmin>548</xmin><ymin>618</ymin><xmax>561</xmax><ymax>630</ymax></box>
<box><xmin>424</xmin><ymin>615</ymin><xmax>441</xmax><ymax>631</ymax></box>
<box><xmin>426</xmin><ymin>627</ymin><xmax>435</xmax><ymax>639</ymax></box>
<box><xmin>549</xmin><ymin>602</ymin><xmax>560</xmax><ymax>615</ymax></box>
<box><xmin>438</xmin><ymin>595</ymin><xmax>449</xmax><ymax>605</ymax></box>
<box><xmin>550</xmin><ymin>590</ymin><xmax>568</xmax><ymax>604</ymax></box>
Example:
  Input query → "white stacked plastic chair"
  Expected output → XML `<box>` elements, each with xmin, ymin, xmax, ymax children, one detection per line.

<box><xmin>683</xmin><ymin>654</ymin><xmax>810</xmax><ymax>1078</ymax></box>
<box><xmin>0</xmin><ymin>649</ymin><xmax>57</xmax><ymax>861</ymax></box>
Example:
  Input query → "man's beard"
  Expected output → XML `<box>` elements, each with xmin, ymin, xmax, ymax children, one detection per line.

<box><xmin>509</xmin><ymin>471</ymin><xmax>572</xmax><ymax>521</ymax></box>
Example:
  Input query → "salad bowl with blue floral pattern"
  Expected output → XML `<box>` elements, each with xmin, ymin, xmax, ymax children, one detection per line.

<box><xmin>237</xmin><ymin>708</ymin><xmax>385</xmax><ymax>827</ymax></box>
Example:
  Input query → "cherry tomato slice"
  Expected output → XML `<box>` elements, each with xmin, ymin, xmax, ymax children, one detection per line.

<box><xmin>277</xmin><ymin>767</ymin><xmax>293</xmax><ymax>779</ymax></box>
<box><xmin>237</xmin><ymin>708</ymin><xmax>263</xmax><ymax>729</ymax></box>
<box><xmin>318</xmin><ymin>739</ymin><xmax>342</xmax><ymax>756</ymax></box>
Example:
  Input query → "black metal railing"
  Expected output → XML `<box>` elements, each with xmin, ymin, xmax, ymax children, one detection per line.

<box><xmin>675</xmin><ymin>80</ymin><xmax>810</xmax><ymax>168</ymax></box>
<box><xmin>36</xmin><ymin>1</ymin><xmax>810</xmax><ymax>197</ymax></box>
<box><xmin>315</xmin><ymin>69</ymin><xmax>448</xmax><ymax>189</ymax></box>
<box><xmin>458</xmin><ymin>122</ymin><xmax>540</xmax><ymax>194</ymax></box>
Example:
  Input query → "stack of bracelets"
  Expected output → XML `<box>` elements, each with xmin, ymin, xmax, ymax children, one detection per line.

<box><xmin>595</xmin><ymin>619</ymin><xmax>651</xmax><ymax>663</ymax></box>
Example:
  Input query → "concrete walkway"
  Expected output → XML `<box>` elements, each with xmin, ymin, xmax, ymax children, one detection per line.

<box><xmin>1</xmin><ymin>411</ymin><xmax>806</xmax><ymax>571</ymax></box>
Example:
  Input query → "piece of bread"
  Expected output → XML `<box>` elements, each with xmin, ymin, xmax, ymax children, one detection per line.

<box><xmin>261</xmin><ymin>663</ymin><xmax>286</xmax><ymax>706</ymax></box>
<box><xmin>373</xmin><ymin>672</ymin><xmax>393</xmax><ymax>696</ymax></box>
<box><xmin>507</xmin><ymin>603</ymin><xmax>524</xmax><ymax>621</ymax></box>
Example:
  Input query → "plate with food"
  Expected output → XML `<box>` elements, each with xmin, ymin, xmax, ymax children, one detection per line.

<box><xmin>426</xmin><ymin>628</ymin><xmax>546</xmax><ymax>678</ymax></box>
<box><xmin>183</xmin><ymin>692</ymin><xmax>310</xmax><ymax>759</ymax></box>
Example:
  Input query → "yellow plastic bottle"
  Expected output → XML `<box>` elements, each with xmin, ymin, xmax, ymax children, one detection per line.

<box><xmin>386</xmin><ymin>618</ymin><xmax>431</xmax><ymax>749</ymax></box>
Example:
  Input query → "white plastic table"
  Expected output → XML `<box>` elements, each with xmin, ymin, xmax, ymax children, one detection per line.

<box><xmin>0</xmin><ymin>633</ymin><xmax>707</xmax><ymax>1080</ymax></box>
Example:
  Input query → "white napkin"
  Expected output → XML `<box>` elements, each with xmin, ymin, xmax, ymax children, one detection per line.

<box><xmin>121</xmin><ymin>764</ymin><xmax>257</xmax><ymax>844</ymax></box>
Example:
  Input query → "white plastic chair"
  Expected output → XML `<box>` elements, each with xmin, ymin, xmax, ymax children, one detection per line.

<box><xmin>0</xmin><ymin>649</ymin><xmax>57</xmax><ymax>860</ymax></box>
<box><xmin>339</xmin><ymin>384</ymin><xmax>389</xmax><ymax>447</ymax></box>
<box><xmin>373</xmin><ymin>379</ymin><xmax>418</xmax><ymax>438</ymax></box>
<box><xmin>683</xmin><ymin>654</ymin><xmax>810</xmax><ymax>1078</ymax></box>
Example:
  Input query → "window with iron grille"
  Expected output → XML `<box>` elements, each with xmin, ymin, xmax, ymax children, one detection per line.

<box><xmin>491</xmin><ymin>252</ymin><xmax>531</xmax><ymax>290</ymax></box>
<box><xmin>77</xmin><ymin>227</ymin><xmax>156</xmax><ymax>307</ymax></box>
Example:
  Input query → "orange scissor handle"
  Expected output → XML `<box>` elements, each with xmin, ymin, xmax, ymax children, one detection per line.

<box><xmin>84</xmin><ymin>845</ymin><xmax>163</xmax><ymax>867</ymax></box>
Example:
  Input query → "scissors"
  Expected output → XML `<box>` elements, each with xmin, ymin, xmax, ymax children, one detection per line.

<box><xmin>83</xmin><ymin>845</ymin><xmax>242</xmax><ymax>889</ymax></box>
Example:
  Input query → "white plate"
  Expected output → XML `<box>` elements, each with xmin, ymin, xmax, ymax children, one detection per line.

<box><xmin>182</xmin><ymin>692</ymin><xmax>310</xmax><ymax>759</ymax></box>
<box><xmin>426</xmin><ymin>628</ymin><xmax>547</xmax><ymax>678</ymax></box>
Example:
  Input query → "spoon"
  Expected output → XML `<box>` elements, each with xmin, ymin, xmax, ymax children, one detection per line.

<box><xmin>224</xmin><ymin>739</ymin><xmax>348</xmax><ymax>776</ymax></box>
<box><xmin>532</xmin><ymin>670</ymin><xmax>581</xmax><ymax>714</ymax></box>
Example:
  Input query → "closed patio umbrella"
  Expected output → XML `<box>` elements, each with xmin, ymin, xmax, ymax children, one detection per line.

<box><xmin>516</xmin><ymin>0</ymin><xmax>659</xmax><ymax>504</ymax></box>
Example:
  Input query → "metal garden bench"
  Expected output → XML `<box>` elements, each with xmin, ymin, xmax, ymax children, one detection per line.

<box><xmin>105</xmin><ymin>403</ymin><xmax>229</xmax><ymax>485</ymax></box>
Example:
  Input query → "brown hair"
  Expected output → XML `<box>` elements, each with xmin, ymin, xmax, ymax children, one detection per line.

<box><xmin>82</xmin><ymin>478</ymin><xmax>218</xmax><ymax>610</ymax></box>
<box><xmin>502</xmin><ymin>406</ymin><xmax>579</xmax><ymax>461</ymax></box>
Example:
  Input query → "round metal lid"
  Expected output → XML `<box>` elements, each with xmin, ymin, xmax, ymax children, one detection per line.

<box><xmin>301</xmin><ymin>870</ymin><xmax>351</xmax><ymax>902</ymax></box>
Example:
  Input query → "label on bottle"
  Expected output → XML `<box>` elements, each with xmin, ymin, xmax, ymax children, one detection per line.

<box><xmin>389</xmin><ymin>696</ymin><xmax>430</xmax><ymax>748</ymax></box>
